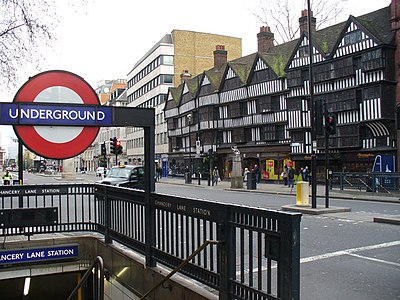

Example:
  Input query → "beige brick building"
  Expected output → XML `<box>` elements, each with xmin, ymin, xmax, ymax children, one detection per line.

<box><xmin>171</xmin><ymin>30</ymin><xmax>242</xmax><ymax>86</ymax></box>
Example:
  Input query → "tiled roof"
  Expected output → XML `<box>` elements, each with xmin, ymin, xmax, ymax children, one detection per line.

<box><xmin>228</xmin><ymin>53</ymin><xmax>258</xmax><ymax>84</ymax></box>
<box><xmin>165</xmin><ymin>5</ymin><xmax>393</xmax><ymax>106</ymax></box>
<box><xmin>355</xmin><ymin>6</ymin><xmax>393</xmax><ymax>44</ymax></box>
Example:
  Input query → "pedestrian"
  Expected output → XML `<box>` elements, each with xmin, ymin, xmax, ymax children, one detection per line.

<box><xmin>156</xmin><ymin>166</ymin><xmax>162</xmax><ymax>181</ymax></box>
<box><xmin>302</xmin><ymin>166</ymin><xmax>309</xmax><ymax>182</ymax></box>
<box><xmin>243</xmin><ymin>167</ymin><xmax>249</xmax><ymax>182</ymax></box>
<box><xmin>281</xmin><ymin>167</ymin><xmax>288</xmax><ymax>185</ymax></box>
<box><xmin>298</xmin><ymin>168</ymin><xmax>304</xmax><ymax>181</ymax></box>
<box><xmin>2</xmin><ymin>169</ymin><xmax>13</xmax><ymax>185</ymax></box>
<box><xmin>212</xmin><ymin>166</ymin><xmax>220</xmax><ymax>186</ymax></box>
<box><xmin>254</xmin><ymin>164</ymin><xmax>261</xmax><ymax>183</ymax></box>
<box><xmin>287</xmin><ymin>166</ymin><xmax>295</xmax><ymax>188</ymax></box>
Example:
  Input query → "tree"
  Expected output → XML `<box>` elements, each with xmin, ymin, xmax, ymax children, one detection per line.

<box><xmin>253</xmin><ymin>0</ymin><xmax>346</xmax><ymax>44</ymax></box>
<box><xmin>0</xmin><ymin>0</ymin><xmax>57</xmax><ymax>90</ymax></box>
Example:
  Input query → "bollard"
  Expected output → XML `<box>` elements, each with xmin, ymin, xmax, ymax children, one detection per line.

<box><xmin>296</xmin><ymin>181</ymin><xmax>310</xmax><ymax>206</ymax></box>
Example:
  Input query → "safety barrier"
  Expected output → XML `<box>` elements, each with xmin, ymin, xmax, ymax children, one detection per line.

<box><xmin>0</xmin><ymin>183</ymin><xmax>301</xmax><ymax>300</ymax></box>
<box><xmin>331</xmin><ymin>172</ymin><xmax>400</xmax><ymax>193</ymax></box>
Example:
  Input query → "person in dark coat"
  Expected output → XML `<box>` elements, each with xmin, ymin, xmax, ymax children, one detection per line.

<box><xmin>254</xmin><ymin>164</ymin><xmax>261</xmax><ymax>183</ymax></box>
<box><xmin>287</xmin><ymin>166</ymin><xmax>295</xmax><ymax>188</ymax></box>
<box><xmin>302</xmin><ymin>166</ymin><xmax>309</xmax><ymax>182</ymax></box>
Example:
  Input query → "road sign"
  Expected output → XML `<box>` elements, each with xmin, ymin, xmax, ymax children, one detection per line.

<box><xmin>13</xmin><ymin>70</ymin><xmax>100</xmax><ymax>159</ymax></box>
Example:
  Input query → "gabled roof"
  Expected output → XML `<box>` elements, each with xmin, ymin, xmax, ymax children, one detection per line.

<box><xmin>166</xmin><ymin>85</ymin><xmax>184</xmax><ymax>108</ymax></box>
<box><xmin>258</xmin><ymin>38</ymin><xmax>298</xmax><ymax>76</ymax></box>
<box><xmin>184</xmin><ymin>76</ymin><xmax>200</xmax><ymax>97</ymax></box>
<box><xmin>355</xmin><ymin>5</ymin><xmax>393</xmax><ymax>45</ymax></box>
<box><xmin>164</xmin><ymin>4</ymin><xmax>393</xmax><ymax>113</ymax></box>
<box><xmin>227</xmin><ymin>53</ymin><xmax>258</xmax><ymax>85</ymax></box>
<box><xmin>204</xmin><ymin>66</ymin><xmax>226</xmax><ymax>93</ymax></box>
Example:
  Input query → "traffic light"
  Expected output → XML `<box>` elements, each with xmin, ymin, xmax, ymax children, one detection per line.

<box><xmin>100</xmin><ymin>142</ymin><xmax>106</xmax><ymax>156</ymax></box>
<box><xmin>115</xmin><ymin>139</ymin><xmax>123</xmax><ymax>155</ymax></box>
<box><xmin>325</xmin><ymin>114</ymin><xmax>336</xmax><ymax>135</ymax></box>
<box><xmin>110</xmin><ymin>137</ymin><xmax>117</xmax><ymax>154</ymax></box>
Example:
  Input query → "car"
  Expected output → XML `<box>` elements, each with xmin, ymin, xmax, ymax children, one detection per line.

<box><xmin>96</xmin><ymin>167</ymin><xmax>108</xmax><ymax>177</ymax></box>
<box><xmin>44</xmin><ymin>166</ymin><xmax>55</xmax><ymax>175</ymax></box>
<box><xmin>97</xmin><ymin>165</ymin><xmax>145</xmax><ymax>188</ymax></box>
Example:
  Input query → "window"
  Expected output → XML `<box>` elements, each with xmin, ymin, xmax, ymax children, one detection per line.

<box><xmin>258</xmin><ymin>95</ymin><xmax>271</xmax><ymax>112</ymax></box>
<box><xmin>362</xmin><ymin>49</ymin><xmax>384</xmax><ymax>71</ymax></box>
<box><xmin>229</xmin><ymin>102</ymin><xmax>240</xmax><ymax>117</ymax></box>
<box><xmin>240</xmin><ymin>102</ymin><xmax>247</xmax><ymax>116</ymax></box>
<box><xmin>162</xmin><ymin>75</ymin><xmax>173</xmax><ymax>84</ymax></box>
<box><xmin>262</xmin><ymin>125</ymin><xmax>276</xmax><ymax>141</ymax></box>
<box><xmin>161</xmin><ymin>55</ymin><xmax>174</xmax><ymax>65</ymax></box>
<box><xmin>298</xmin><ymin>45</ymin><xmax>309</xmax><ymax>57</ymax></box>
<box><xmin>271</xmin><ymin>95</ymin><xmax>280</xmax><ymax>111</ymax></box>
<box><xmin>343</xmin><ymin>30</ymin><xmax>362</xmax><ymax>46</ymax></box>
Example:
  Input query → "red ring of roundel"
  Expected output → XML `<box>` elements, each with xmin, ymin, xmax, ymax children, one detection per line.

<box><xmin>13</xmin><ymin>70</ymin><xmax>100</xmax><ymax>159</ymax></box>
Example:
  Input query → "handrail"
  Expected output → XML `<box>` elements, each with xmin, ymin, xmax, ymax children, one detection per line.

<box><xmin>67</xmin><ymin>256</ymin><xmax>104</xmax><ymax>300</ymax></box>
<box><xmin>139</xmin><ymin>239</ymin><xmax>222</xmax><ymax>300</ymax></box>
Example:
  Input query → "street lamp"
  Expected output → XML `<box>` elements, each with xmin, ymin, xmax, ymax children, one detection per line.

<box><xmin>187</xmin><ymin>114</ymin><xmax>192</xmax><ymax>182</ymax></box>
<box><xmin>307</xmin><ymin>0</ymin><xmax>317</xmax><ymax>208</ymax></box>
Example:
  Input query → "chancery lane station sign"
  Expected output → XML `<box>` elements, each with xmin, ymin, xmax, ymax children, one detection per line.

<box><xmin>0</xmin><ymin>70</ymin><xmax>155</xmax><ymax>160</ymax></box>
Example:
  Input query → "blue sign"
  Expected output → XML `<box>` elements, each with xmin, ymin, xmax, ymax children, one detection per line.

<box><xmin>372</xmin><ymin>155</ymin><xmax>395</xmax><ymax>172</ymax></box>
<box><xmin>0</xmin><ymin>103</ymin><xmax>112</xmax><ymax>126</ymax></box>
<box><xmin>0</xmin><ymin>244</ymin><xmax>78</xmax><ymax>265</ymax></box>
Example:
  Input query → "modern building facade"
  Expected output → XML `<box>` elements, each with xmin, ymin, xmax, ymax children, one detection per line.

<box><xmin>81</xmin><ymin>79</ymin><xmax>127</xmax><ymax>171</ymax></box>
<box><xmin>164</xmin><ymin>3</ymin><xmax>398</xmax><ymax>181</ymax></box>
<box><xmin>125</xmin><ymin>30</ymin><xmax>242</xmax><ymax>176</ymax></box>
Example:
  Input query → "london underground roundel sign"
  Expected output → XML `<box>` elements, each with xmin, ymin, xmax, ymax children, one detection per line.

<box><xmin>13</xmin><ymin>70</ymin><xmax>100</xmax><ymax>159</ymax></box>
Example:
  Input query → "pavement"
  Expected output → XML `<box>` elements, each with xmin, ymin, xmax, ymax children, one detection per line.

<box><xmin>156</xmin><ymin>176</ymin><xmax>400</xmax><ymax>225</ymax></box>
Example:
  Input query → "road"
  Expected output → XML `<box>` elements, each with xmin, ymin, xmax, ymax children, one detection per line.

<box><xmin>21</xmin><ymin>172</ymin><xmax>400</xmax><ymax>299</ymax></box>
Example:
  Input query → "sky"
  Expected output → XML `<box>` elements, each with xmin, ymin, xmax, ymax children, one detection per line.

<box><xmin>0</xmin><ymin>0</ymin><xmax>392</xmax><ymax>148</ymax></box>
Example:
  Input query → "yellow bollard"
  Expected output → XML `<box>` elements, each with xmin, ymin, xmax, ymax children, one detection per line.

<box><xmin>296</xmin><ymin>181</ymin><xmax>310</xmax><ymax>206</ymax></box>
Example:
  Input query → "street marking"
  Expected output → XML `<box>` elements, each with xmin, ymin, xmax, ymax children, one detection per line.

<box><xmin>237</xmin><ymin>241</ymin><xmax>400</xmax><ymax>276</ymax></box>
<box><xmin>300</xmin><ymin>240</ymin><xmax>400</xmax><ymax>264</ymax></box>
<box><xmin>348</xmin><ymin>253</ymin><xmax>400</xmax><ymax>268</ymax></box>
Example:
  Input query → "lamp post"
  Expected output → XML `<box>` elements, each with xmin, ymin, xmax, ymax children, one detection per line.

<box><xmin>307</xmin><ymin>0</ymin><xmax>318</xmax><ymax>208</ymax></box>
<box><xmin>187</xmin><ymin>114</ymin><xmax>192</xmax><ymax>183</ymax></box>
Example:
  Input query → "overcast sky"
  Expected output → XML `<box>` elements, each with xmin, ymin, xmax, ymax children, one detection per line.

<box><xmin>0</xmin><ymin>0</ymin><xmax>392</xmax><ymax>145</ymax></box>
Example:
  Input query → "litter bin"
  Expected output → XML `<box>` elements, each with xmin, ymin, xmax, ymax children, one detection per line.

<box><xmin>247</xmin><ymin>172</ymin><xmax>257</xmax><ymax>190</ymax></box>
<box><xmin>296</xmin><ymin>181</ymin><xmax>310</xmax><ymax>206</ymax></box>
<box><xmin>184</xmin><ymin>172</ymin><xmax>192</xmax><ymax>184</ymax></box>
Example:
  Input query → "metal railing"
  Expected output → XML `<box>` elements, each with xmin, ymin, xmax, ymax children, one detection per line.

<box><xmin>140</xmin><ymin>239</ymin><xmax>221</xmax><ymax>300</ymax></box>
<box><xmin>67</xmin><ymin>256</ymin><xmax>104</xmax><ymax>300</ymax></box>
<box><xmin>331</xmin><ymin>172</ymin><xmax>400</xmax><ymax>193</ymax></box>
<box><xmin>0</xmin><ymin>183</ymin><xmax>301</xmax><ymax>300</ymax></box>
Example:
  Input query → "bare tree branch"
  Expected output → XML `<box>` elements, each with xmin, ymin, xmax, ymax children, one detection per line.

<box><xmin>253</xmin><ymin>0</ymin><xmax>346</xmax><ymax>44</ymax></box>
<box><xmin>0</xmin><ymin>0</ymin><xmax>57</xmax><ymax>91</ymax></box>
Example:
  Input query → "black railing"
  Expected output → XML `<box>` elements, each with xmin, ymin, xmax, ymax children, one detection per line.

<box><xmin>67</xmin><ymin>256</ymin><xmax>104</xmax><ymax>300</ymax></box>
<box><xmin>331</xmin><ymin>172</ymin><xmax>400</xmax><ymax>193</ymax></box>
<box><xmin>0</xmin><ymin>183</ymin><xmax>301</xmax><ymax>300</ymax></box>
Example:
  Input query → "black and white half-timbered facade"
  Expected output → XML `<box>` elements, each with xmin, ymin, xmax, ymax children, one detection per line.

<box><xmin>164</xmin><ymin>4</ymin><xmax>398</xmax><ymax>181</ymax></box>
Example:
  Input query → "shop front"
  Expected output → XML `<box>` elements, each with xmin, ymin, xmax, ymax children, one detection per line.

<box><xmin>218</xmin><ymin>144</ymin><xmax>291</xmax><ymax>182</ymax></box>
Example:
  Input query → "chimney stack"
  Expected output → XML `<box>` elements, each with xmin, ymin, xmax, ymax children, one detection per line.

<box><xmin>180</xmin><ymin>70</ymin><xmax>191</xmax><ymax>84</ymax></box>
<box><xmin>213</xmin><ymin>45</ymin><xmax>227</xmax><ymax>69</ymax></box>
<box><xmin>391</xmin><ymin>0</ymin><xmax>400</xmax><ymax>31</ymax></box>
<box><xmin>257</xmin><ymin>26</ymin><xmax>274</xmax><ymax>53</ymax></box>
<box><xmin>299</xmin><ymin>9</ymin><xmax>316</xmax><ymax>35</ymax></box>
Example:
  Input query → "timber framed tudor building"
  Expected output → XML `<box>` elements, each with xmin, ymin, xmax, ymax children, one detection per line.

<box><xmin>164</xmin><ymin>3</ymin><xmax>399</xmax><ymax>181</ymax></box>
